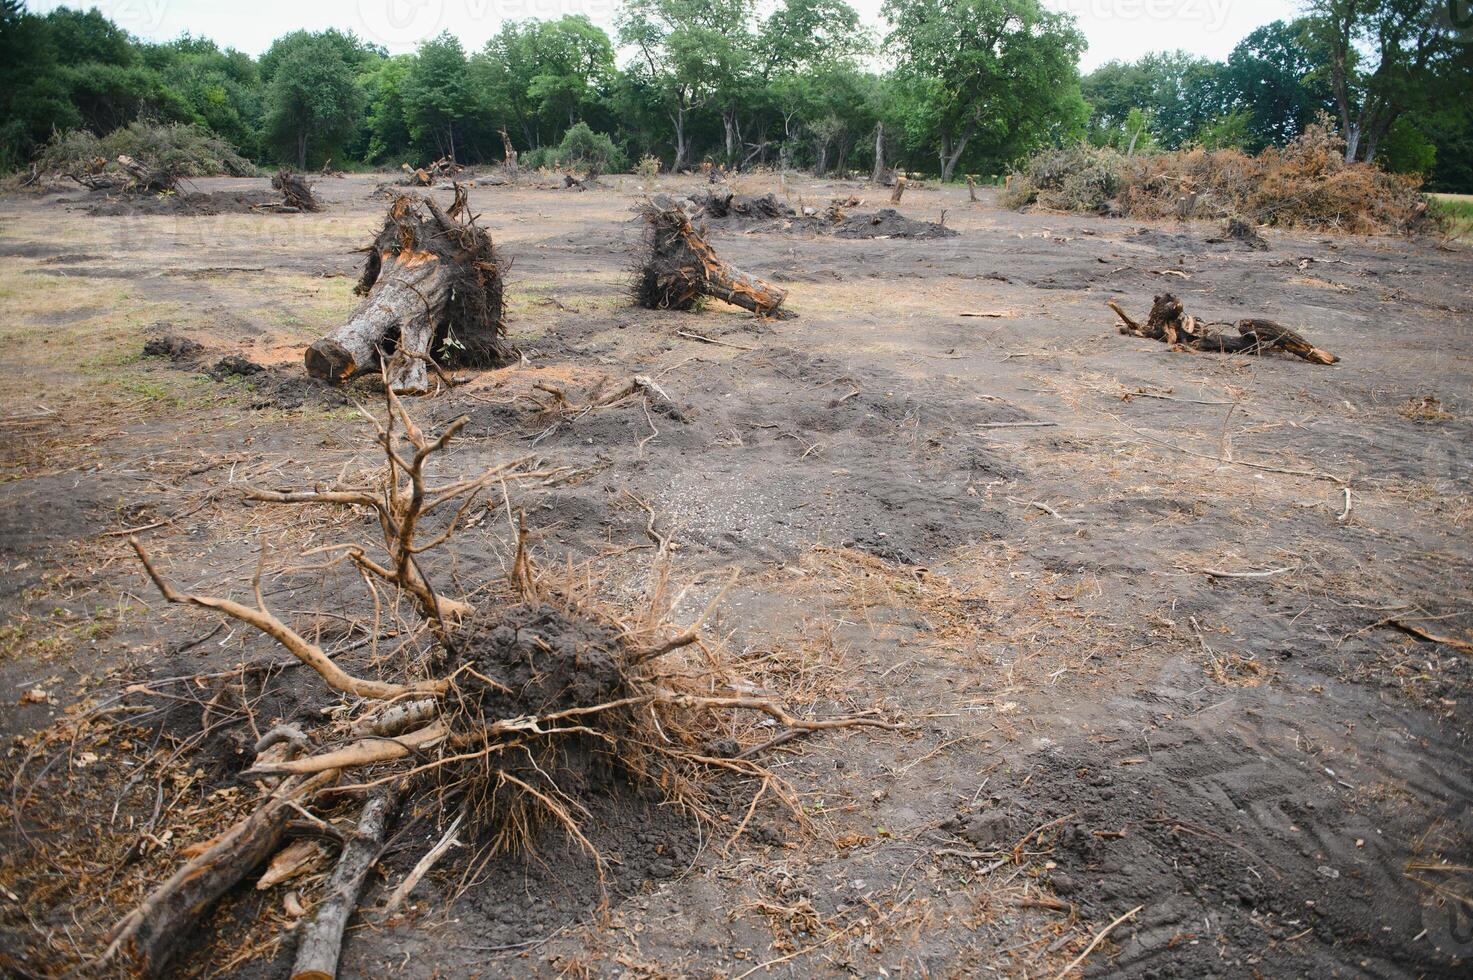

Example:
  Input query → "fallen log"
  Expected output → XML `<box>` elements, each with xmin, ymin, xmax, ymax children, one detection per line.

<box><xmin>291</xmin><ymin>784</ymin><xmax>401</xmax><ymax>980</ymax></box>
<box><xmin>1109</xmin><ymin>293</ymin><xmax>1338</xmax><ymax>364</ymax></box>
<box><xmin>305</xmin><ymin>185</ymin><xmax>515</xmax><ymax>393</ymax></box>
<box><xmin>272</xmin><ymin>168</ymin><xmax>321</xmax><ymax>212</ymax></box>
<box><xmin>633</xmin><ymin>199</ymin><xmax>790</xmax><ymax>318</ymax></box>
<box><xmin>95</xmin><ymin>770</ymin><xmax>339</xmax><ymax>977</ymax></box>
<box><xmin>400</xmin><ymin>162</ymin><xmax>432</xmax><ymax>187</ymax></box>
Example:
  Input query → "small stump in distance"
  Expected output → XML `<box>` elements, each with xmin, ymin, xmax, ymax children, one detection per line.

<box><xmin>633</xmin><ymin>199</ymin><xmax>791</xmax><ymax>318</ymax></box>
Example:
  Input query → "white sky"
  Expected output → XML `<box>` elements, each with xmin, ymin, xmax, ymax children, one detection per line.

<box><xmin>31</xmin><ymin>0</ymin><xmax>1296</xmax><ymax>71</ymax></box>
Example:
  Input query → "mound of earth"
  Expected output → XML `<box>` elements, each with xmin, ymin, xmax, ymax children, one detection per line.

<box><xmin>833</xmin><ymin>208</ymin><xmax>958</xmax><ymax>239</ymax></box>
<box><xmin>82</xmin><ymin>189</ymin><xmax>285</xmax><ymax>217</ymax></box>
<box><xmin>140</xmin><ymin>335</ymin><xmax>350</xmax><ymax>411</ymax></box>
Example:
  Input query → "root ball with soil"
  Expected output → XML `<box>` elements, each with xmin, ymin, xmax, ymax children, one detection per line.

<box><xmin>33</xmin><ymin>386</ymin><xmax>896</xmax><ymax>978</ymax></box>
<box><xmin>305</xmin><ymin>184</ymin><xmax>516</xmax><ymax>394</ymax></box>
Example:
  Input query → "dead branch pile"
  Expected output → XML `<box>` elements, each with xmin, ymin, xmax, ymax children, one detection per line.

<box><xmin>633</xmin><ymin>199</ymin><xmax>790</xmax><ymax>317</ymax></box>
<box><xmin>1108</xmin><ymin>293</ymin><xmax>1339</xmax><ymax>364</ymax></box>
<box><xmin>1003</xmin><ymin>117</ymin><xmax>1436</xmax><ymax>235</ymax></box>
<box><xmin>69</xmin><ymin>153</ymin><xmax>179</xmax><ymax>194</ymax></box>
<box><xmin>269</xmin><ymin>169</ymin><xmax>321</xmax><ymax>212</ymax></box>
<box><xmin>400</xmin><ymin>157</ymin><xmax>463</xmax><ymax>187</ymax></box>
<box><xmin>13</xmin><ymin>392</ymin><xmax>894</xmax><ymax>977</ymax></box>
<box><xmin>305</xmin><ymin>185</ymin><xmax>515</xmax><ymax>394</ymax></box>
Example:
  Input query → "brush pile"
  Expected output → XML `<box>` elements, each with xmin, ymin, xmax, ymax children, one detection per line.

<box><xmin>3</xmin><ymin>392</ymin><xmax>894</xmax><ymax>977</ymax></box>
<box><xmin>1002</xmin><ymin>118</ymin><xmax>1435</xmax><ymax>235</ymax></box>
<box><xmin>306</xmin><ymin>185</ymin><xmax>514</xmax><ymax>393</ymax></box>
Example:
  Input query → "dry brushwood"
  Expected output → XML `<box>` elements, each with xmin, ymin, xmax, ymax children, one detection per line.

<box><xmin>90</xmin><ymin>388</ymin><xmax>896</xmax><ymax>978</ymax></box>
<box><xmin>305</xmin><ymin>184</ymin><xmax>515</xmax><ymax>393</ymax></box>
<box><xmin>634</xmin><ymin>198</ymin><xmax>791</xmax><ymax>318</ymax></box>
<box><xmin>1109</xmin><ymin>293</ymin><xmax>1338</xmax><ymax>364</ymax></box>
<box><xmin>271</xmin><ymin>168</ymin><xmax>321</xmax><ymax>212</ymax></box>
<box><xmin>70</xmin><ymin>154</ymin><xmax>178</xmax><ymax>194</ymax></box>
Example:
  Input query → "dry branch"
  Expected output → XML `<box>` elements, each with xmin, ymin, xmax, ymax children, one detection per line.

<box><xmin>96</xmin><ymin>770</ymin><xmax>340</xmax><ymax>977</ymax></box>
<box><xmin>291</xmin><ymin>785</ymin><xmax>401</xmax><ymax>980</ymax></box>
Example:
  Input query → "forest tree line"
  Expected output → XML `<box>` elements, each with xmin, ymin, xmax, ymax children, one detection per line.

<box><xmin>2</xmin><ymin>0</ymin><xmax>1469</xmax><ymax>190</ymax></box>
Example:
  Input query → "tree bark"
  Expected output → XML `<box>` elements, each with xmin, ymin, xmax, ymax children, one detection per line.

<box><xmin>290</xmin><ymin>785</ymin><xmax>401</xmax><ymax>980</ymax></box>
<box><xmin>97</xmin><ymin>771</ymin><xmax>339</xmax><ymax>977</ymax></box>
<box><xmin>306</xmin><ymin>249</ymin><xmax>451</xmax><ymax>393</ymax></box>
<box><xmin>636</xmin><ymin>202</ymin><xmax>789</xmax><ymax>317</ymax></box>
<box><xmin>871</xmin><ymin>122</ymin><xmax>885</xmax><ymax>183</ymax></box>
<box><xmin>889</xmin><ymin>176</ymin><xmax>907</xmax><ymax>205</ymax></box>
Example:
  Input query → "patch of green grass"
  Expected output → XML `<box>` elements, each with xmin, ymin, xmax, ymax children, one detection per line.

<box><xmin>1429</xmin><ymin>193</ymin><xmax>1473</xmax><ymax>222</ymax></box>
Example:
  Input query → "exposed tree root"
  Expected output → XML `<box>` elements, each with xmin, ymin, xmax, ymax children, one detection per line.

<box><xmin>633</xmin><ymin>198</ymin><xmax>791</xmax><ymax>318</ymax></box>
<box><xmin>306</xmin><ymin>185</ymin><xmax>515</xmax><ymax>393</ymax></box>
<box><xmin>76</xmin><ymin>387</ymin><xmax>895</xmax><ymax>978</ymax></box>
<box><xmin>1109</xmin><ymin>293</ymin><xmax>1338</xmax><ymax>364</ymax></box>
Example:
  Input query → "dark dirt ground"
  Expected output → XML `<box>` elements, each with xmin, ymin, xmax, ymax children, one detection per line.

<box><xmin>1</xmin><ymin>171</ymin><xmax>1470</xmax><ymax>978</ymax></box>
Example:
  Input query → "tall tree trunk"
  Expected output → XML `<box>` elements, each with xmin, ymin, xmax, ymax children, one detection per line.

<box><xmin>723</xmin><ymin>110</ymin><xmax>739</xmax><ymax>165</ymax></box>
<box><xmin>298</xmin><ymin>128</ymin><xmax>307</xmax><ymax>171</ymax></box>
<box><xmin>671</xmin><ymin>109</ymin><xmax>689</xmax><ymax>172</ymax></box>
<box><xmin>871</xmin><ymin>122</ymin><xmax>885</xmax><ymax>182</ymax></box>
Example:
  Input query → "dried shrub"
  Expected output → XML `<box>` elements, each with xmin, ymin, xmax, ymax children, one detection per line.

<box><xmin>1004</xmin><ymin>117</ymin><xmax>1438</xmax><ymax>235</ymax></box>
<box><xmin>37</xmin><ymin>121</ymin><xmax>255</xmax><ymax>184</ymax></box>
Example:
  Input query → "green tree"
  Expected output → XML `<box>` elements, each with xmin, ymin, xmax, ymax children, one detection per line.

<box><xmin>1221</xmin><ymin>19</ymin><xmax>1331</xmax><ymax>151</ymax></box>
<box><xmin>362</xmin><ymin>54</ymin><xmax>415</xmax><ymax>163</ymax></box>
<box><xmin>260</xmin><ymin>31</ymin><xmax>366</xmax><ymax>168</ymax></box>
<box><xmin>0</xmin><ymin>1</ymin><xmax>78</xmax><ymax>169</ymax></box>
<box><xmin>883</xmin><ymin>0</ymin><xmax>1086</xmax><ymax>181</ymax></box>
<box><xmin>402</xmin><ymin>32</ymin><xmax>476</xmax><ymax>160</ymax></box>
<box><xmin>1303</xmin><ymin>0</ymin><xmax>1460</xmax><ymax>162</ymax></box>
<box><xmin>617</xmin><ymin>0</ymin><xmax>751</xmax><ymax>171</ymax></box>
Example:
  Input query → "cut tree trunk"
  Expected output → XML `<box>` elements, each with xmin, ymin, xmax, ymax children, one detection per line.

<box><xmin>1109</xmin><ymin>293</ymin><xmax>1338</xmax><ymax>364</ymax></box>
<box><xmin>967</xmin><ymin>176</ymin><xmax>978</xmax><ymax>203</ymax></box>
<box><xmin>306</xmin><ymin>186</ymin><xmax>515</xmax><ymax>393</ymax></box>
<box><xmin>291</xmin><ymin>785</ymin><xmax>401</xmax><ymax>980</ymax></box>
<box><xmin>96</xmin><ymin>770</ymin><xmax>339</xmax><ymax>977</ymax></box>
<box><xmin>889</xmin><ymin>176</ymin><xmax>907</xmax><ymax>205</ymax></box>
<box><xmin>634</xmin><ymin>199</ymin><xmax>790</xmax><ymax>318</ymax></box>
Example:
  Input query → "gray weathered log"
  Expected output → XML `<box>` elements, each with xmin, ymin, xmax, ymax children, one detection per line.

<box><xmin>96</xmin><ymin>770</ymin><xmax>339</xmax><ymax>977</ymax></box>
<box><xmin>290</xmin><ymin>784</ymin><xmax>401</xmax><ymax>980</ymax></box>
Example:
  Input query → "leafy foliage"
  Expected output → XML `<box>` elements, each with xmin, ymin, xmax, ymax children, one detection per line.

<box><xmin>0</xmin><ymin>0</ymin><xmax>1468</xmax><ymax>193</ymax></box>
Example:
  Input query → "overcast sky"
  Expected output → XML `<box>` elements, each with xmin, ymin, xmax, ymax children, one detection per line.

<box><xmin>30</xmin><ymin>0</ymin><xmax>1295</xmax><ymax>72</ymax></box>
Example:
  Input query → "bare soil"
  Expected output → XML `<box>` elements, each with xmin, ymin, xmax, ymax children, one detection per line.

<box><xmin>1</xmin><ymin>172</ymin><xmax>1470</xmax><ymax>978</ymax></box>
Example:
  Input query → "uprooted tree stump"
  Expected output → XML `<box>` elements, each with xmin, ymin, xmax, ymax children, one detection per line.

<box><xmin>1108</xmin><ymin>293</ymin><xmax>1338</xmax><ymax>364</ymax></box>
<box><xmin>271</xmin><ymin>168</ymin><xmax>321</xmax><ymax>212</ymax></box>
<box><xmin>84</xmin><ymin>390</ymin><xmax>896</xmax><ymax>978</ymax></box>
<box><xmin>634</xmin><ymin>199</ymin><xmax>791</xmax><ymax>318</ymax></box>
<box><xmin>305</xmin><ymin>185</ymin><xmax>515</xmax><ymax>393</ymax></box>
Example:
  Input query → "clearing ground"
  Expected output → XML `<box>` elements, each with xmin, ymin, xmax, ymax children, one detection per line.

<box><xmin>1</xmin><ymin>171</ymin><xmax>1470</xmax><ymax>977</ymax></box>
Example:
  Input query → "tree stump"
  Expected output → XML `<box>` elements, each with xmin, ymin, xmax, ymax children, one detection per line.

<box><xmin>634</xmin><ymin>200</ymin><xmax>790</xmax><ymax>318</ymax></box>
<box><xmin>889</xmin><ymin>175</ymin><xmax>907</xmax><ymax>205</ymax></box>
<box><xmin>305</xmin><ymin>186</ymin><xmax>515</xmax><ymax>393</ymax></box>
<box><xmin>272</xmin><ymin>169</ymin><xmax>321</xmax><ymax>212</ymax></box>
<box><xmin>1109</xmin><ymin>293</ymin><xmax>1338</xmax><ymax>364</ymax></box>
